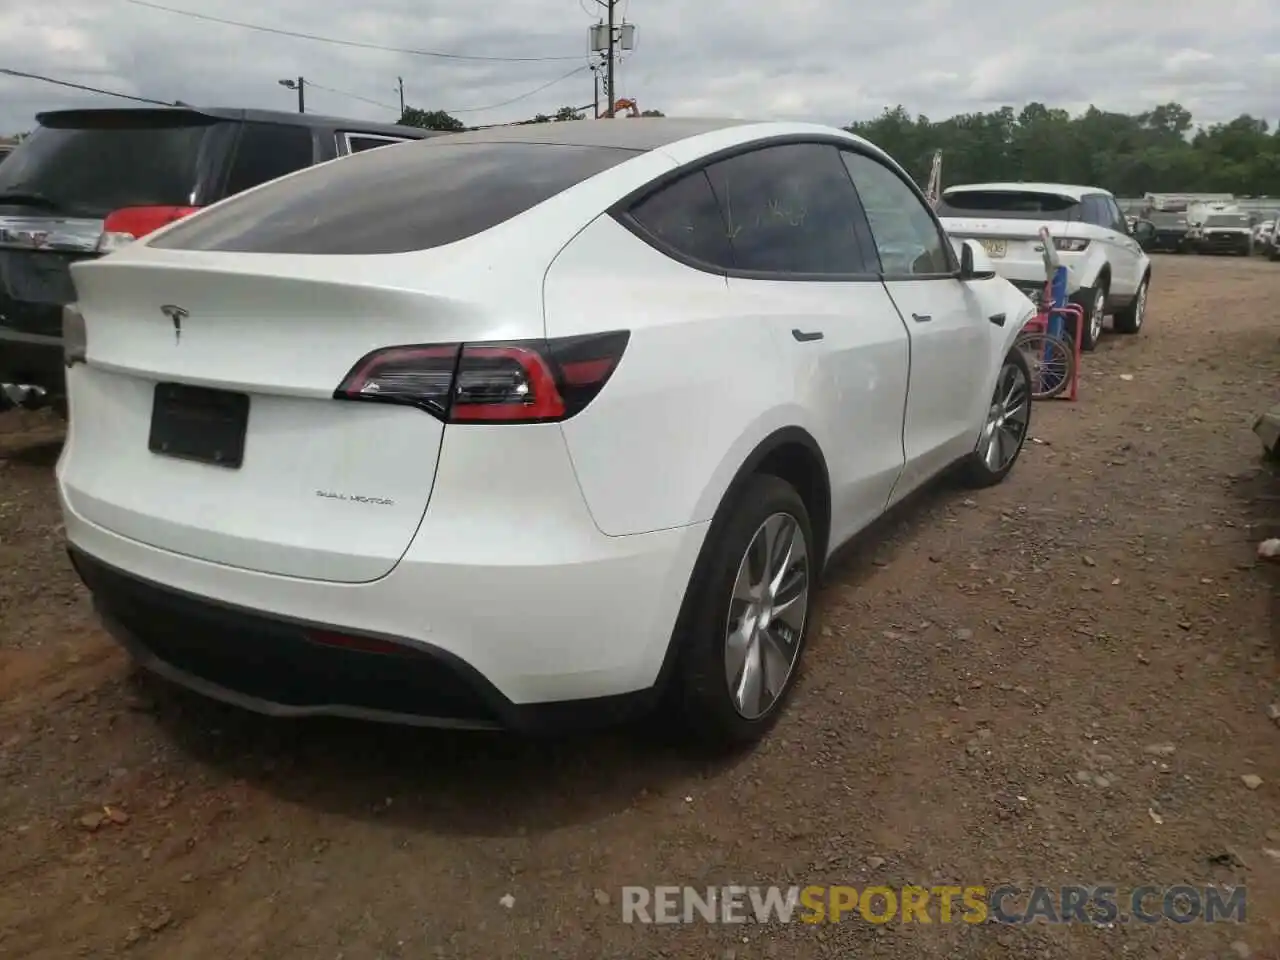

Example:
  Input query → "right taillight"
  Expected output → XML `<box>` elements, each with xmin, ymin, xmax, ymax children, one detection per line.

<box><xmin>97</xmin><ymin>205</ymin><xmax>201</xmax><ymax>253</ymax></box>
<box><xmin>334</xmin><ymin>331</ymin><xmax>629</xmax><ymax>423</ymax></box>
<box><xmin>1053</xmin><ymin>237</ymin><xmax>1091</xmax><ymax>252</ymax></box>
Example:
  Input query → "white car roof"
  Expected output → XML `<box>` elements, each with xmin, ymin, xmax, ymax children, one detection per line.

<box><xmin>943</xmin><ymin>182</ymin><xmax>1108</xmax><ymax>201</ymax></box>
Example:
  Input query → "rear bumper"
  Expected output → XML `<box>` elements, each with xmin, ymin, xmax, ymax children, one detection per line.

<box><xmin>1148</xmin><ymin>232</ymin><xmax>1189</xmax><ymax>252</ymax></box>
<box><xmin>0</xmin><ymin>326</ymin><xmax>65</xmax><ymax>395</ymax></box>
<box><xmin>988</xmin><ymin>257</ymin><xmax>1087</xmax><ymax>295</ymax></box>
<box><xmin>72</xmin><ymin>547</ymin><xmax>670</xmax><ymax>733</ymax></box>
<box><xmin>1197</xmin><ymin>234</ymin><xmax>1251</xmax><ymax>253</ymax></box>
<box><xmin>60</xmin><ymin>490</ymin><xmax>708</xmax><ymax>732</ymax></box>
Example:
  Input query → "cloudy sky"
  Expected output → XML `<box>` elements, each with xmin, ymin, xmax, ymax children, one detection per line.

<box><xmin>1</xmin><ymin>0</ymin><xmax>1278</xmax><ymax>135</ymax></box>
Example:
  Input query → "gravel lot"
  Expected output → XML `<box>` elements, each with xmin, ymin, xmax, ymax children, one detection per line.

<box><xmin>2</xmin><ymin>254</ymin><xmax>1279</xmax><ymax>959</ymax></box>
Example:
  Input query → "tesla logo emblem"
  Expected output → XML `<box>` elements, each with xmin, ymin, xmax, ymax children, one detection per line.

<box><xmin>160</xmin><ymin>304</ymin><xmax>188</xmax><ymax>343</ymax></box>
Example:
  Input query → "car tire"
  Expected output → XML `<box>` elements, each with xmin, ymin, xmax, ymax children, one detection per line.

<box><xmin>1073</xmin><ymin>282</ymin><xmax>1107</xmax><ymax>352</ymax></box>
<box><xmin>1113</xmin><ymin>276</ymin><xmax>1148</xmax><ymax>335</ymax></box>
<box><xmin>674</xmin><ymin>473</ymin><xmax>816</xmax><ymax>750</ymax></box>
<box><xmin>960</xmin><ymin>346</ymin><xmax>1032</xmax><ymax>489</ymax></box>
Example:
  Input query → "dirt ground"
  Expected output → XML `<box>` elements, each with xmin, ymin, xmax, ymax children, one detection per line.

<box><xmin>2</xmin><ymin>254</ymin><xmax>1280</xmax><ymax>959</ymax></box>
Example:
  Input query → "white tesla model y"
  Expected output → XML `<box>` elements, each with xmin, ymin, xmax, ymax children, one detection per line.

<box><xmin>57</xmin><ymin>119</ymin><xmax>1036</xmax><ymax>747</ymax></box>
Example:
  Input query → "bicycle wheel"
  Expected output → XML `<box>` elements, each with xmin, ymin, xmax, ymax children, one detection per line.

<box><xmin>1016</xmin><ymin>331</ymin><xmax>1074</xmax><ymax>400</ymax></box>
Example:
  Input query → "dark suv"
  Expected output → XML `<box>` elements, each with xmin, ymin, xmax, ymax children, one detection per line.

<box><xmin>0</xmin><ymin>106</ymin><xmax>440</xmax><ymax>411</ymax></box>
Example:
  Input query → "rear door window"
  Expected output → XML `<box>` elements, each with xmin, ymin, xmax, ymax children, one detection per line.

<box><xmin>626</xmin><ymin>170</ymin><xmax>732</xmax><ymax>269</ymax></box>
<box><xmin>1105</xmin><ymin>198</ymin><xmax>1128</xmax><ymax>233</ymax></box>
<box><xmin>702</xmin><ymin>142</ymin><xmax>874</xmax><ymax>276</ymax></box>
<box><xmin>1080</xmin><ymin>196</ymin><xmax>1110</xmax><ymax>228</ymax></box>
<box><xmin>223</xmin><ymin>122</ymin><xmax>317</xmax><ymax>197</ymax></box>
<box><xmin>151</xmin><ymin>141</ymin><xmax>636</xmax><ymax>254</ymax></box>
<box><xmin>0</xmin><ymin>111</ymin><xmax>229</xmax><ymax>217</ymax></box>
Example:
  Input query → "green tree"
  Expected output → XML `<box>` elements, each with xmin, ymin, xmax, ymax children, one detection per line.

<box><xmin>398</xmin><ymin>107</ymin><xmax>465</xmax><ymax>132</ymax></box>
<box><xmin>844</xmin><ymin>101</ymin><xmax>1280</xmax><ymax>197</ymax></box>
<box><xmin>554</xmin><ymin>106</ymin><xmax>585</xmax><ymax>122</ymax></box>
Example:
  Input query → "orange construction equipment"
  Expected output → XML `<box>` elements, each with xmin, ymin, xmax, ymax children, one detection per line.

<box><xmin>610</xmin><ymin>98</ymin><xmax>639</xmax><ymax>117</ymax></box>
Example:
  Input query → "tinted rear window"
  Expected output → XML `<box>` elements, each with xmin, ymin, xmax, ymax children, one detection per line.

<box><xmin>1206</xmin><ymin>214</ymin><xmax>1249</xmax><ymax>227</ymax></box>
<box><xmin>0</xmin><ymin>114</ymin><xmax>225</xmax><ymax>218</ymax></box>
<box><xmin>151</xmin><ymin>141</ymin><xmax>636</xmax><ymax>254</ymax></box>
<box><xmin>937</xmin><ymin>190</ymin><xmax>1081</xmax><ymax>220</ymax></box>
<box><xmin>224</xmin><ymin>122</ymin><xmax>316</xmax><ymax>196</ymax></box>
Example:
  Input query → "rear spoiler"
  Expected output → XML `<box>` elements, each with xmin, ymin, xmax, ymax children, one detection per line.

<box><xmin>941</xmin><ymin>190</ymin><xmax>1080</xmax><ymax>207</ymax></box>
<box><xmin>34</xmin><ymin>108</ymin><xmax>228</xmax><ymax>130</ymax></box>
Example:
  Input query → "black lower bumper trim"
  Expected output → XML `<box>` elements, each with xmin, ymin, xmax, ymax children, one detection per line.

<box><xmin>67</xmin><ymin>546</ymin><xmax>657</xmax><ymax>735</ymax></box>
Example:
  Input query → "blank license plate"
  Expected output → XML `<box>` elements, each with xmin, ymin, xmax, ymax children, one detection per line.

<box><xmin>980</xmin><ymin>239</ymin><xmax>1007</xmax><ymax>258</ymax></box>
<box><xmin>148</xmin><ymin>383</ymin><xmax>249</xmax><ymax>468</ymax></box>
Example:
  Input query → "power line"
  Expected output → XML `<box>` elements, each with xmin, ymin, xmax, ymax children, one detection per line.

<box><xmin>122</xmin><ymin>0</ymin><xmax>585</xmax><ymax>62</ymax></box>
<box><xmin>445</xmin><ymin>65</ymin><xmax>589</xmax><ymax>114</ymax></box>
<box><xmin>0</xmin><ymin>68</ymin><xmax>174</xmax><ymax>106</ymax></box>
<box><xmin>4</xmin><ymin>62</ymin><xmax>590</xmax><ymax>124</ymax></box>
<box><xmin>306</xmin><ymin>81</ymin><xmax>397</xmax><ymax>113</ymax></box>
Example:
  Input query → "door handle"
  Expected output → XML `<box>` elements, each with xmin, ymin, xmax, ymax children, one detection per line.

<box><xmin>989</xmin><ymin>312</ymin><xmax>1006</xmax><ymax>327</ymax></box>
<box><xmin>791</xmin><ymin>328</ymin><xmax>824</xmax><ymax>342</ymax></box>
<box><xmin>911</xmin><ymin>313</ymin><xmax>932</xmax><ymax>323</ymax></box>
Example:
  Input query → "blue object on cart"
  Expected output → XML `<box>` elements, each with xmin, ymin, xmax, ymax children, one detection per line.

<box><xmin>1046</xmin><ymin>265</ymin><xmax>1069</xmax><ymax>340</ymax></box>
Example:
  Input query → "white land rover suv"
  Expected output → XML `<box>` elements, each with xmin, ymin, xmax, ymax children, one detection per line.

<box><xmin>939</xmin><ymin>183</ymin><xmax>1152</xmax><ymax>351</ymax></box>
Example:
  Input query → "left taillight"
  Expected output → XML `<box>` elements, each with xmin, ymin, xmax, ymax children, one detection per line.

<box><xmin>334</xmin><ymin>331</ymin><xmax>630</xmax><ymax>424</ymax></box>
<box><xmin>97</xmin><ymin>205</ymin><xmax>200</xmax><ymax>252</ymax></box>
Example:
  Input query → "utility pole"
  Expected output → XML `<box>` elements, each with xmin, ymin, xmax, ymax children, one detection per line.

<box><xmin>396</xmin><ymin>76</ymin><xmax>405</xmax><ymax>115</ymax></box>
<box><xmin>589</xmin><ymin>5</ymin><xmax>632</xmax><ymax>118</ymax></box>
<box><xmin>605</xmin><ymin>0</ymin><xmax>615</xmax><ymax>118</ymax></box>
<box><xmin>278</xmin><ymin>76</ymin><xmax>305</xmax><ymax>113</ymax></box>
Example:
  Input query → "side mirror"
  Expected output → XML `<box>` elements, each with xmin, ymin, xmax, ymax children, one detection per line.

<box><xmin>959</xmin><ymin>239</ymin><xmax>996</xmax><ymax>280</ymax></box>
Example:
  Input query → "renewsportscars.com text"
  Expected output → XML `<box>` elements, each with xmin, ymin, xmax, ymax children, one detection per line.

<box><xmin>621</xmin><ymin>884</ymin><xmax>1246</xmax><ymax>925</ymax></box>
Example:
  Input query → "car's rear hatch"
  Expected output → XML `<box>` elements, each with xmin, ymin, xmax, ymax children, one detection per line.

<box><xmin>939</xmin><ymin>187</ymin><xmax>1084</xmax><ymax>262</ymax></box>
<box><xmin>1149</xmin><ymin>214</ymin><xmax>1189</xmax><ymax>244</ymax></box>
<box><xmin>0</xmin><ymin>109</ymin><xmax>233</xmax><ymax>343</ymax></box>
<box><xmin>59</xmin><ymin>133</ymin><xmax>641</xmax><ymax>584</ymax></box>
<box><xmin>61</xmin><ymin>251</ymin><xmax>520</xmax><ymax>584</ymax></box>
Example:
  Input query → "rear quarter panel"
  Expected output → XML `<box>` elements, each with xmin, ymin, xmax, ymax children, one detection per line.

<box><xmin>544</xmin><ymin>213</ymin><xmax>812</xmax><ymax>537</ymax></box>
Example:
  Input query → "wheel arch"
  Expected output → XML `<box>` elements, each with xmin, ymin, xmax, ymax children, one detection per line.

<box><xmin>695</xmin><ymin>425</ymin><xmax>832</xmax><ymax>570</ymax></box>
<box><xmin>651</xmin><ymin>426</ymin><xmax>832</xmax><ymax>702</ymax></box>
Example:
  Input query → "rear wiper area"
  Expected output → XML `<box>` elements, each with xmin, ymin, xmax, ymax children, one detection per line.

<box><xmin>0</xmin><ymin>191</ymin><xmax>63</xmax><ymax>210</ymax></box>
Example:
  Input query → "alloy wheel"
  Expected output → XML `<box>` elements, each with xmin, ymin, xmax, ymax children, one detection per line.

<box><xmin>1091</xmin><ymin>288</ymin><xmax>1106</xmax><ymax>343</ymax></box>
<box><xmin>978</xmin><ymin>359</ymin><xmax>1030</xmax><ymax>472</ymax></box>
<box><xmin>724</xmin><ymin>512</ymin><xmax>809</xmax><ymax>720</ymax></box>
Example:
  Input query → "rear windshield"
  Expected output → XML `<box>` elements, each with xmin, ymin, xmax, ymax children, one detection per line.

<box><xmin>0</xmin><ymin>113</ymin><xmax>225</xmax><ymax>218</ymax></box>
<box><xmin>150</xmin><ymin>141</ymin><xmax>636</xmax><ymax>255</ymax></box>
<box><xmin>1150</xmin><ymin>212</ymin><xmax>1188</xmax><ymax>227</ymax></box>
<box><xmin>937</xmin><ymin>190</ymin><xmax>1081</xmax><ymax>220</ymax></box>
<box><xmin>1205</xmin><ymin>214</ymin><xmax>1249</xmax><ymax>227</ymax></box>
